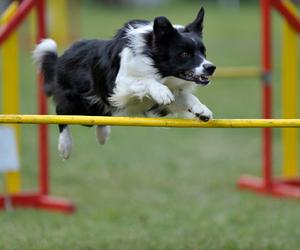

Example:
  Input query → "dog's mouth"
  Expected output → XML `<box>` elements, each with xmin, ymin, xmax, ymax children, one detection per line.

<box><xmin>178</xmin><ymin>71</ymin><xmax>212</xmax><ymax>85</ymax></box>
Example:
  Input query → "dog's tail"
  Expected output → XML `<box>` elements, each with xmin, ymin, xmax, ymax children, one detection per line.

<box><xmin>33</xmin><ymin>38</ymin><xmax>58</xmax><ymax>97</ymax></box>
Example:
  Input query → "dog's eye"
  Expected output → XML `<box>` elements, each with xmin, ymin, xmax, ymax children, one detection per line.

<box><xmin>180</xmin><ymin>51</ymin><xmax>192</xmax><ymax>58</ymax></box>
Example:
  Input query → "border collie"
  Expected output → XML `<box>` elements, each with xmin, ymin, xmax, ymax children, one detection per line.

<box><xmin>33</xmin><ymin>7</ymin><xmax>216</xmax><ymax>160</ymax></box>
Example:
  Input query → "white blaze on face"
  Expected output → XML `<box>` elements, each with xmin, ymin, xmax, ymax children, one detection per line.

<box><xmin>194</xmin><ymin>58</ymin><xmax>214</xmax><ymax>75</ymax></box>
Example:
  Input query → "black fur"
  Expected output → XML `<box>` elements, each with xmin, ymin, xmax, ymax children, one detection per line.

<box><xmin>50</xmin><ymin>39</ymin><xmax>125</xmax><ymax>117</ymax></box>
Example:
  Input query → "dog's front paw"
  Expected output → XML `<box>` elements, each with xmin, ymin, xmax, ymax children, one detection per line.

<box><xmin>149</xmin><ymin>84</ymin><xmax>175</xmax><ymax>105</ymax></box>
<box><xmin>188</xmin><ymin>103</ymin><xmax>213</xmax><ymax>122</ymax></box>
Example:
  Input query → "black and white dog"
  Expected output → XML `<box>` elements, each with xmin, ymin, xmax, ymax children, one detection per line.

<box><xmin>33</xmin><ymin>7</ymin><xmax>216</xmax><ymax>160</ymax></box>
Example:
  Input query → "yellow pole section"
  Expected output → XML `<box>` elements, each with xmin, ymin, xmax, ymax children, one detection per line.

<box><xmin>2</xmin><ymin>115</ymin><xmax>300</xmax><ymax>128</ymax></box>
<box><xmin>214</xmin><ymin>67</ymin><xmax>261</xmax><ymax>78</ymax></box>
<box><xmin>47</xmin><ymin>0</ymin><xmax>69</xmax><ymax>45</ymax></box>
<box><xmin>1</xmin><ymin>1</ymin><xmax>21</xmax><ymax>194</ymax></box>
<box><xmin>28</xmin><ymin>7</ymin><xmax>37</xmax><ymax>48</ymax></box>
<box><xmin>282</xmin><ymin>0</ymin><xmax>298</xmax><ymax>178</ymax></box>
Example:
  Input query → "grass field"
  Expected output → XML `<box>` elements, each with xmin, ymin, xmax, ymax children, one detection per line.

<box><xmin>1</xmin><ymin>1</ymin><xmax>300</xmax><ymax>250</ymax></box>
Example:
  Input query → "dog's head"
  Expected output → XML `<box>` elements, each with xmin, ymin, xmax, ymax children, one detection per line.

<box><xmin>152</xmin><ymin>7</ymin><xmax>215</xmax><ymax>85</ymax></box>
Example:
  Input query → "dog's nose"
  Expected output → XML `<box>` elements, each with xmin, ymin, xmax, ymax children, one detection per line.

<box><xmin>203</xmin><ymin>64</ymin><xmax>216</xmax><ymax>75</ymax></box>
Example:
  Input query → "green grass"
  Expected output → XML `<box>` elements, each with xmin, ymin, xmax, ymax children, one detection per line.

<box><xmin>1</xmin><ymin>2</ymin><xmax>300</xmax><ymax>250</ymax></box>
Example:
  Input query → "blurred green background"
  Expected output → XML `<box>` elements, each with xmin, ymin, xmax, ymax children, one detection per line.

<box><xmin>1</xmin><ymin>1</ymin><xmax>300</xmax><ymax>250</ymax></box>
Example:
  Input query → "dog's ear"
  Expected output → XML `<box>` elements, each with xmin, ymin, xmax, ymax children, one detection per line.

<box><xmin>185</xmin><ymin>7</ymin><xmax>205</xmax><ymax>36</ymax></box>
<box><xmin>153</xmin><ymin>16</ymin><xmax>176</xmax><ymax>41</ymax></box>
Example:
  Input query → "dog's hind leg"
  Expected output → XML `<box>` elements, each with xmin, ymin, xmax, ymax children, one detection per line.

<box><xmin>58</xmin><ymin>124</ymin><xmax>73</xmax><ymax>160</ymax></box>
<box><xmin>96</xmin><ymin>125</ymin><xmax>111</xmax><ymax>145</ymax></box>
<box><xmin>55</xmin><ymin>96</ymin><xmax>86</xmax><ymax>160</ymax></box>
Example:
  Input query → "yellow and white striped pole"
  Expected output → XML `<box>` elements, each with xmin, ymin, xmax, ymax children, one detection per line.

<box><xmin>281</xmin><ymin>0</ymin><xmax>298</xmax><ymax>178</ymax></box>
<box><xmin>1</xmin><ymin>1</ymin><xmax>21</xmax><ymax>194</ymax></box>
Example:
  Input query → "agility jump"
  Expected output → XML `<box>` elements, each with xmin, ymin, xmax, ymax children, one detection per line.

<box><xmin>1</xmin><ymin>0</ymin><xmax>300</xmax><ymax>213</ymax></box>
<box><xmin>0</xmin><ymin>0</ymin><xmax>74</xmax><ymax>213</ymax></box>
<box><xmin>237</xmin><ymin>0</ymin><xmax>300</xmax><ymax>200</ymax></box>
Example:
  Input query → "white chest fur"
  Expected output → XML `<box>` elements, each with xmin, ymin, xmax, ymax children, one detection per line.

<box><xmin>109</xmin><ymin>47</ymin><xmax>196</xmax><ymax>116</ymax></box>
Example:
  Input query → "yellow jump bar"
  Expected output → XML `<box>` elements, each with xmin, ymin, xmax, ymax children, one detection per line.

<box><xmin>1</xmin><ymin>115</ymin><xmax>300</xmax><ymax>128</ymax></box>
<box><xmin>214</xmin><ymin>67</ymin><xmax>261</xmax><ymax>78</ymax></box>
